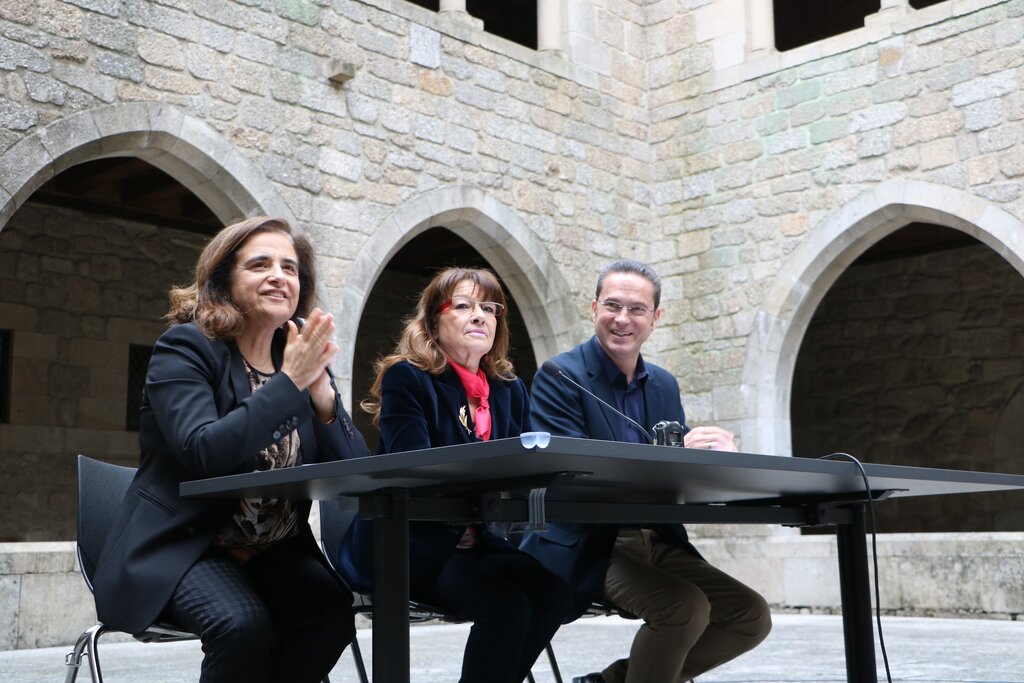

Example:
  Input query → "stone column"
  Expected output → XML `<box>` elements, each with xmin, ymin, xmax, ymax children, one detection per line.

<box><xmin>867</xmin><ymin>0</ymin><xmax>909</xmax><ymax>25</ymax></box>
<box><xmin>439</xmin><ymin>0</ymin><xmax>479</xmax><ymax>27</ymax></box>
<box><xmin>439</xmin><ymin>0</ymin><xmax>466</xmax><ymax>14</ymax></box>
<box><xmin>537</xmin><ymin>0</ymin><xmax>563</xmax><ymax>54</ymax></box>
<box><xmin>747</xmin><ymin>0</ymin><xmax>775</xmax><ymax>57</ymax></box>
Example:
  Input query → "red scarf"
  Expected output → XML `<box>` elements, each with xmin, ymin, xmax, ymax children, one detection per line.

<box><xmin>447</xmin><ymin>358</ymin><xmax>491</xmax><ymax>441</ymax></box>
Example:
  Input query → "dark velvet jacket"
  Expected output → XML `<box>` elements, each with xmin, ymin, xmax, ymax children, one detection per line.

<box><xmin>335</xmin><ymin>360</ymin><xmax>531</xmax><ymax>591</ymax></box>
<box><xmin>92</xmin><ymin>322</ymin><xmax>369</xmax><ymax>634</ymax></box>
<box><xmin>519</xmin><ymin>336</ymin><xmax>696</xmax><ymax>620</ymax></box>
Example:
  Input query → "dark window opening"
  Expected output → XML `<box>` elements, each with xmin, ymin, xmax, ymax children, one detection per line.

<box><xmin>774</xmin><ymin>0</ymin><xmax>881</xmax><ymax>52</ymax></box>
<box><xmin>126</xmin><ymin>344</ymin><xmax>153</xmax><ymax>431</ymax></box>
<box><xmin>0</xmin><ymin>330</ymin><xmax>10</xmax><ymax>423</ymax></box>
<box><xmin>467</xmin><ymin>0</ymin><xmax>537</xmax><ymax>50</ymax></box>
<box><xmin>402</xmin><ymin>0</ymin><xmax>537</xmax><ymax>50</ymax></box>
<box><xmin>910</xmin><ymin>0</ymin><xmax>946</xmax><ymax>8</ymax></box>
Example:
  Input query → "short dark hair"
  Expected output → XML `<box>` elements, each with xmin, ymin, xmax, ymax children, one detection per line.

<box><xmin>595</xmin><ymin>259</ymin><xmax>662</xmax><ymax>309</ymax></box>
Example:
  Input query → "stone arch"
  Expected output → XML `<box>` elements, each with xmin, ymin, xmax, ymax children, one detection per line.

<box><xmin>0</xmin><ymin>102</ymin><xmax>294</xmax><ymax>232</ymax></box>
<box><xmin>741</xmin><ymin>180</ymin><xmax>1024</xmax><ymax>456</ymax></box>
<box><xmin>336</xmin><ymin>185</ymin><xmax>579</xmax><ymax>402</ymax></box>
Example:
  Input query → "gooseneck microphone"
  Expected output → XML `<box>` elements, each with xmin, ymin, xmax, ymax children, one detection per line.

<box><xmin>541</xmin><ymin>360</ymin><xmax>655</xmax><ymax>445</ymax></box>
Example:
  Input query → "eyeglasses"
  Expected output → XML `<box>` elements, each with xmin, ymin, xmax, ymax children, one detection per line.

<box><xmin>596</xmin><ymin>299</ymin><xmax>655</xmax><ymax>318</ymax></box>
<box><xmin>439</xmin><ymin>297</ymin><xmax>506</xmax><ymax>317</ymax></box>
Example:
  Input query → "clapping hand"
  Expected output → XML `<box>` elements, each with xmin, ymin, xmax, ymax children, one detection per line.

<box><xmin>281</xmin><ymin>308</ymin><xmax>338</xmax><ymax>422</ymax></box>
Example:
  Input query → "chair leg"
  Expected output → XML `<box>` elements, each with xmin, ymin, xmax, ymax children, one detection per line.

<box><xmin>64</xmin><ymin>629</ymin><xmax>90</xmax><ymax>683</ymax></box>
<box><xmin>545</xmin><ymin>642</ymin><xmax>563</xmax><ymax>683</ymax></box>
<box><xmin>85</xmin><ymin>623</ymin><xmax>106</xmax><ymax>683</ymax></box>
<box><xmin>64</xmin><ymin>624</ymin><xmax>106</xmax><ymax>683</ymax></box>
<box><xmin>350</xmin><ymin>631</ymin><xmax>369</xmax><ymax>683</ymax></box>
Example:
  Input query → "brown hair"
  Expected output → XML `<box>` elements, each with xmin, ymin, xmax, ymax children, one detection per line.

<box><xmin>166</xmin><ymin>216</ymin><xmax>318</xmax><ymax>339</ymax></box>
<box><xmin>361</xmin><ymin>267</ymin><xmax>515</xmax><ymax>426</ymax></box>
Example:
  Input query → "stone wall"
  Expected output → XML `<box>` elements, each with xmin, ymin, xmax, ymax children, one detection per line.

<box><xmin>0</xmin><ymin>203</ymin><xmax>203</xmax><ymax>540</ymax></box>
<box><xmin>645</xmin><ymin>0</ymin><xmax>1024</xmax><ymax>441</ymax></box>
<box><xmin>706</xmin><ymin>531</ymin><xmax>1024</xmax><ymax>619</ymax></box>
<box><xmin>0</xmin><ymin>0</ymin><xmax>652</xmax><ymax>285</ymax></box>
<box><xmin>2</xmin><ymin>0</ymin><xmax>1022</xmax><ymax>443</ymax></box>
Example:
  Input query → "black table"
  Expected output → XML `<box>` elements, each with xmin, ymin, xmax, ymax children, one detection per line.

<box><xmin>181</xmin><ymin>435</ymin><xmax>1024</xmax><ymax>683</ymax></box>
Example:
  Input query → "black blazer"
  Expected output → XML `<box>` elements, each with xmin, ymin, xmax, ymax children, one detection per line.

<box><xmin>335</xmin><ymin>360</ymin><xmax>531</xmax><ymax>590</ymax></box>
<box><xmin>519</xmin><ymin>336</ymin><xmax>696</xmax><ymax>620</ymax></box>
<box><xmin>92</xmin><ymin>322</ymin><xmax>369</xmax><ymax>634</ymax></box>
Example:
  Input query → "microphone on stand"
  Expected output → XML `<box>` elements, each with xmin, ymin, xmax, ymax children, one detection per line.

<box><xmin>541</xmin><ymin>360</ymin><xmax>656</xmax><ymax>445</ymax></box>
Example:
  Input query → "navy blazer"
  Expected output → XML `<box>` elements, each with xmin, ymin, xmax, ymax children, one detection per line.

<box><xmin>520</xmin><ymin>336</ymin><xmax>696</xmax><ymax>620</ymax></box>
<box><xmin>92</xmin><ymin>322</ymin><xmax>369</xmax><ymax>634</ymax></box>
<box><xmin>335</xmin><ymin>360</ymin><xmax>531</xmax><ymax>591</ymax></box>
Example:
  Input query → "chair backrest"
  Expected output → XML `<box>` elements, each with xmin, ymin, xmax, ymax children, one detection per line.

<box><xmin>318</xmin><ymin>499</ymin><xmax>463</xmax><ymax>622</ymax></box>
<box><xmin>318</xmin><ymin>498</ymin><xmax>377</xmax><ymax>611</ymax></box>
<box><xmin>318</xmin><ymin>499</ymin><xmax>360</xmax><ymax>574</ymax></box>
<box><xmin>76</xmin><ymin>454</ymin><xmax>137</xmax><ymax>591</ymax></box>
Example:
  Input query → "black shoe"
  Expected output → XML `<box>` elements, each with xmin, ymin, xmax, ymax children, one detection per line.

<box><xmin>572</xmin><ymin>675</ymin><xmax>606</xmax><ymax>683</ymax></box>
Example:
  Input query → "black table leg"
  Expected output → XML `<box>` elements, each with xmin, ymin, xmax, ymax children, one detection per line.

<box><xmin>836</xmin><ymin>505</ymin><xmax>877</xmax><ymax>683</ymax></box>
<box><xmin>372</xmin><ymin>489</ymin><xmax>410</xmax><ymax>683</ymax></box>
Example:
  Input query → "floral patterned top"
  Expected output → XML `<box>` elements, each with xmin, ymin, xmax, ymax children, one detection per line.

<box><xmin>213</xmin><ymin>359</ymin><xmax>301</xmax><ymax>563</ymax></box>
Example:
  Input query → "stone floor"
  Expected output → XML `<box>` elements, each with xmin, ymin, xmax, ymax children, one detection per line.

<box><xmin>3</xmin><ymin>613</ymin><xmax>1023</xmax><ymax>682</ymax></box>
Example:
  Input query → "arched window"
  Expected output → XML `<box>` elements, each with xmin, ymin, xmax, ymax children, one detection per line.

<box><xmin>352</xmin><ymin>227</ymin><xmax>537</xmax><ymax>451</ymax></box>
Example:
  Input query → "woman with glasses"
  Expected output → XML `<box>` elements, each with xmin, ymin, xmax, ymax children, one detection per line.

<box><xmin>335</xmin><ymin>266</ymin><xmax>570</xmax><ymax>683</ymax></box>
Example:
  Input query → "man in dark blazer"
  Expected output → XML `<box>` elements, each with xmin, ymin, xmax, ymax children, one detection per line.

<box><xmin>521</xmin><ymin>260</ymin><xmax>772</xmax><ymax>683</ymax></box>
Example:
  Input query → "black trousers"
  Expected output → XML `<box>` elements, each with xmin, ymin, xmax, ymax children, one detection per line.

<box><xmin>411</xmin><ymin>543</ymin><xmax>571</xmax><ymax>683</ymax></box>
<box><xmin>163</xmin><ymin>532</ymin><xmax>355</xmax><ymax>683</ymax></box>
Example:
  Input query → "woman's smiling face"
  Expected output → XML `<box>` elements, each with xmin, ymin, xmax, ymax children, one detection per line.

<box><xmin>229</xmin><ymin>231</ymin><xmax>300</xmax><ymax>331</ymax></box>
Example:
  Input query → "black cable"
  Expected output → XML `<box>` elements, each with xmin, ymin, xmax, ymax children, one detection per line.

<box><xmin>818</xmin><ymin>452</ymin><xmax>893</xmax><ymax>683</ymax></box>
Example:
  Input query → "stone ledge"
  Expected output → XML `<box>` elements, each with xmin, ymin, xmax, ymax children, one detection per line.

<box><xmin>701</xmin><ymin>531</ymin><xmax>1024</xmax><ymax>618</ymax></box>
<box><xmin>3</xmin><ymin>533</ymin><xmax>1023</xmax><ymax>650</ymax></box>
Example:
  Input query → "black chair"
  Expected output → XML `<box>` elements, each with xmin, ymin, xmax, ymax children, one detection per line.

<box><xmin>317</xmin><ymin>499</ymin><xmax>556</xmax><ymax>683</ymax></box>
<box><xmin>317</xmin><ymin>498</ymin><xmax>372</xmax><ymax>683</ymax></box>
<box><xmin>66</xmin><ymin>455</ymin><xmax>335</xmax><ymax>683</ymax></box>
<box><xmin>64</xmin><ymin>454</ymin><xmax>197</xmax><ymax>683</ymax></box>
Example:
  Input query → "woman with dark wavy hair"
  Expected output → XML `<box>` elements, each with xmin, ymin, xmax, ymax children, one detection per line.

<box><xmin>337</xmin><ymin>266</ymin><xmax>570</xmax><ymax>683</ymax></box>
<box><xmin>93</xmin><ymin>216</ymin><xmax>369</xmax><ymax>683</ymax></box>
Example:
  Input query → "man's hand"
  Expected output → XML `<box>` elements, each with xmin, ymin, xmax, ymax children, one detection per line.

<box><xmin>683</xmin><ymin>425</ymin><xmax>737</xmax><ymax>452</ymax></box>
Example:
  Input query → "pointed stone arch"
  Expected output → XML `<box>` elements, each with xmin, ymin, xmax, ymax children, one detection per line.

<box><xmin>0</xmin><ymin>102</ymin><xmax>293</xmax><ymax>232</ymax></box>
<box><xmin>335</xmin><ymin>185</ymin><xmax>579</xmax><ymax>402</ymax></box>
<box><xmin>741</xmin><ymin>180</ymin><xmax>1024</xmax><ymax>456</ymax></box>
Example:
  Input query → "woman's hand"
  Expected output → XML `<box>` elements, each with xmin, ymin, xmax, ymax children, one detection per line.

<box><xmin>308</xmin><ymin>366</ymin><xmax>337</xmax><ymax>423</ymax></box>
<box><xmin>281</xmin><ymin>309</ymin><xmax>339</xmax><ymax>416</ymax></box>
